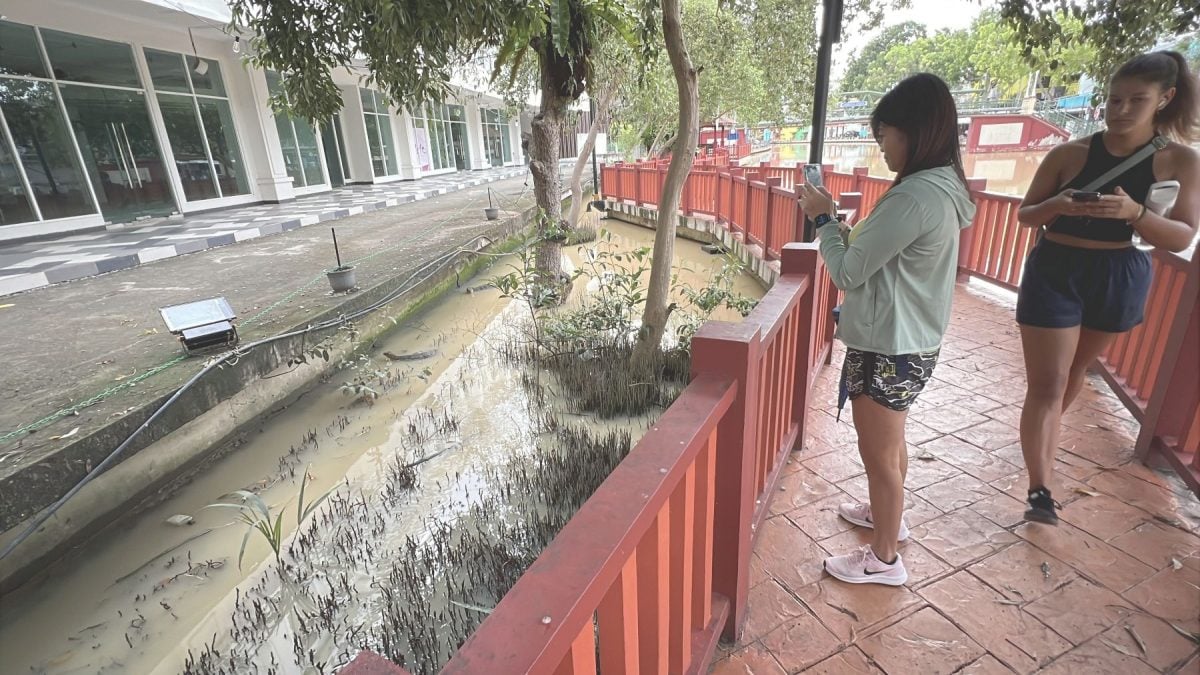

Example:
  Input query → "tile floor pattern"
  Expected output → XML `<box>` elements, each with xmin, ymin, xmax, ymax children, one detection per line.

<box><xmin>713</xmin><ymin>282</ymin><xmax>1200</xmax><ymax>675</ymax></box>
<box><xmin>0</xmin><ymin>166</ymin><xmax>533</xmax><ymax>297</ymax></box>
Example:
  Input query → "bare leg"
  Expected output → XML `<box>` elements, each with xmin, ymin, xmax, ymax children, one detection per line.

<box><xmin>852</xmin><ymin>396</ymin><xmax>909</xmax><ymax>563</ymax></box>
<box><xmin>1062</xmin><ymin>328</ymin><xmax>1120</xmax><ymax>412</ymax></box>
<box><xmin>1019</xmin><ymin>325</ymin><xmax>1079</xmax><ymax>492</ymax></box>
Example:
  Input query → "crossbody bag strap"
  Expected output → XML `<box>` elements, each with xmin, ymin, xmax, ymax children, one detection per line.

<box><xmin>1077</xmin><ymin>134</ymin><xmax>1168</xmax><ymax>193</ymax></box>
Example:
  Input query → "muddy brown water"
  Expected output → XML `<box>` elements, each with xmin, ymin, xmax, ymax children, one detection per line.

<box><xmin>0</xmin><ymin>219</ymin><xmax>763</xmax><ymax>674</ymax></box>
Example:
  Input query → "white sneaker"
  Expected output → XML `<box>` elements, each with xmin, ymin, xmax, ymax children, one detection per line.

<box><xmin>837</xmin><ymin>502</ymin><xmax>910</xmax><ymax>541</ymax></box>
<box><xmin>824</xmin><ymin>546</ymin><xmax>908</xmax><ymax>586</ymax></box>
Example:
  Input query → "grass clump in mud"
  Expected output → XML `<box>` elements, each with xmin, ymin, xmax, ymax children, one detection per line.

<box><xmin>181</xmin><ymin>410</ymin><xmax>633</xmax><ymax>675</ymax></box>
<box><xmin>493</xmin><ymin>228</ymin><xmax>756</xmax><ymax>417</ymax></box>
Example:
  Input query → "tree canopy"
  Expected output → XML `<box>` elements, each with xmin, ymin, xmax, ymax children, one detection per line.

<box><xmin>837</xmin><ymin>10</ymin><xmax>1096</xmax><ymax>97</ymax></box>
<box><xmin>998</xmin><ymin>0</ymin><xmax>1199</xmax><ymax>84</ymax></box>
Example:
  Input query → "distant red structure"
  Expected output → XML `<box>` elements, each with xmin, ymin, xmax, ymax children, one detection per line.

<box><xmin>966</xmin><ymin>114</ymin><xmax>1068</xmax><ymax>153</ymax></box>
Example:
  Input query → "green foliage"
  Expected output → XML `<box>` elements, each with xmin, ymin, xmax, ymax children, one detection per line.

<box><xmin>998</xmin><ymin>0</ymin><xmax>1199</xmax><ymax>85</ymax></box>
<box><xmin>230</xmin><ymin>0</ymin><xmax>641</xmax><ymax>122</ymax></box>
<box><xmin>839</xmin><ymin>10</ymin><xmax>1099</xmax><ymax>97</ymax></box>
<box><xmin>839</xmin><ymin>21</ymin><xmax>927</xmax><ymax>94</ymax></box>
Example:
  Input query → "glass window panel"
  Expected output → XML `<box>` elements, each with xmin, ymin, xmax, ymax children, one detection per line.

<box><xmin>0</xmin><ymin>79</ymin><xmax>95</xmax><ymax>220</ymax></box>
<box><xmin>41</xmin><ymin>29</ymin><xmax>141</xmax><ymax>88</ymax></box>
<box><xmin>144</xmin><ymin>49</ymin><xmax>190</xmax><ymax>94</ymax></box>
<box><xmin>198</xmin><ymin>98</ymin><xmax>249</xmax><ymax>196</ymax></box>
<box><xmin>157</xmin><ymin>93</ymin><xmax>216</xmax><ymax>201</ymax></box>
<box><xmin>448</xmin><ymin>104</ymin><xmax>465</xmax><ymax>122</ymax></box>
<box><xmin>501</xmin><ymin>124</ymin><xmax>512</xmax><ymax>162</ymax></box>
<box><xmin>0</xmin><ymin>132</ymin><xmax>38</xmax><ymax>224</ymax></box>
<box><xmin>189</xmin><ymin>59</ymin><xmax>225</xmax><ymax>97</ymax></box>
<box><xmin>274</xmin><ymin>114</ymin><xmax>304</xmax><ymax>187</ymax></box>
<box><xmin>332</xmin><ymin>114</ymin><xmax>349</xmax><ymax>176</ymax></box>
<box><xmin>0</xmin><ymin>21</ymin><xmax>48</xmax><ymax>78</ymax></box>
<box><xmin>266</xmin><ymin>70</ymin><xmax>284</xmax><ymax>96</ymax></box>
<box><xmin>429</xmin><ymin>118</ymin><xmax>445</xmax><ymax>169</ymax></box>
<box><xmin>376</xmin><ymin>116</ymin><xmax>396</xmax><ymax>175</ymax></box>
<box><xmin>292</xmin><ymin>119</ymin><xmax>324</xmax><ymax>186</ymax></box>
<box><xmin>359</xmin><ymin>88</ymin><xmax>376</xmax><ymax>113</ymax></box>
<box><xmin>364</xmin><ymin>116</ymin><xmax>384</xmax><ymax>176</ymax></box>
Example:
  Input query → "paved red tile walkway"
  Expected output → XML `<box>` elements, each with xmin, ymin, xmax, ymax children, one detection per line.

<box><xmin>713</xmin><ymin>282</ymin><xmax>1200</xmax><ymax>674</ymax></box>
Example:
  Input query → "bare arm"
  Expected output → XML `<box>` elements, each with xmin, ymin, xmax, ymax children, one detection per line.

<box><xmin>1018</xmin><ymin>144</ymin><xmax>1091</xmax><ymax>227</ymax></box>
<box><xmin>1090</xmin><ymin>150</ymin><xmax>1200</xmax><ymax>252</ymax></box>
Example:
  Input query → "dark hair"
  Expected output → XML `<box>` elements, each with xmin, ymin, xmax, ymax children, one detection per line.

<box><xmin>870</xmin><ymin>73</ymin><xmax>967</xmax><ymax>188</ymax></box>
<box><xmin>1114</xmin><ymin>50</ymin><xmax>1199</xmax><ymax>142</ymax></box>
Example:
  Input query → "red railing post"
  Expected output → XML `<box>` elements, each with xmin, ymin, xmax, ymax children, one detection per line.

<box><xmin>958</xmin><ymin>178</ymin><xmax>989</xmax><ymax>282</ymax></box>
<box><xmin>764</xmin><ymin>177</ymin><xmax>782</xmax><ymax>257</ymax></box>
<box><xmin>1133</xmin><ymin>252</ymin><xmax>1200</xmax><ymax>494</ymax></box>
<box><xmin>634</xmin><ymin>165</ymin><xmax>643</xmax><ymax>205</ymax></box>
<box><xmin>852</xmin><ymin>166</ymin><xmax>868</xmax><ymax>194</ymax></box>
<box><xmin>691</xmin><ymin>324</ymin><xmax>761</xmax><ymax>642</ymax></box>
<box><xmin>715</xmin><ymin>170</ymin><xmax>725</xmax><ymax>224</ymax></box>
<box><xmin>781</xmin><ymin>243</ymin><xmax>822</xmax><ymax>450</ymax></box>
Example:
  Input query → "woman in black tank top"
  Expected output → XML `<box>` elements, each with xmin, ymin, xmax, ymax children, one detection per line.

<box><xmin>1012</xmin><ymin>51</ymin><xmax>1199</xmax><ymax>525</ymax></box>
<box><xmin>1046</xmin><ymin>132</ymin><xmax>1158</xmax><ymax>242</ymax></box>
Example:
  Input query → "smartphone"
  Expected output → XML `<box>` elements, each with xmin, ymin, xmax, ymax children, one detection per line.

<box><xmin>803</xmin><ymin>164</ymin><xmax>823</xmax><ymax>188</ymax></box>
<box><xmin>1070</xmin><ymin>191</ymin><xmax>1101</xmax><ymax>202</ymax></box>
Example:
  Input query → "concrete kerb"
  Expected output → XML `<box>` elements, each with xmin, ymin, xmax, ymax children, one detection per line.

<box><xmin>602</xmin><ymin>200</ymin><xmax>781</xmax><ymax>287</ymax></box>
<box><xmin>0</xmin><ymin>197</ymin><xmax>551</xmax><ymax>594</ymax></box>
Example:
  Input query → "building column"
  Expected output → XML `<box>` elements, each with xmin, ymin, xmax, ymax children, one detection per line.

<box><xmin>239</xmin><ymin>67</ymin><xmax>296</xmax><ymax>202</ymax></box>
<box><xmin>391</xmin><ymin>109</ymin><xmax>421</xmax><ymax>180</ymax></box>
<box><xmin>465</xmin><ymin>102</ymin><xmax>489</xmax><ymax>170</ymax></box>
<box><xmin>337</xmin><ymin>86</ymin><xmax>375</xmax><ymax>184</ymax></box>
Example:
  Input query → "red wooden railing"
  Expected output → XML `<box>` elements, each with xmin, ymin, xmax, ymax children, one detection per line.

<box><xmin>1098</xmin><ymin>249</ymin><xmax>1200</xmax><ymax>492</ymax></box>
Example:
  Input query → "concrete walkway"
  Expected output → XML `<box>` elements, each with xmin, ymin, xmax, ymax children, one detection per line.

<box><xmin>0</xmin><ymin>166</ymin><xmax>530</xmax><ymax>296</ymax></box>
<box><xmin>714</xmin><ymin>283</ymin><xmax>1200</xmax><ymax>674</ymax></box>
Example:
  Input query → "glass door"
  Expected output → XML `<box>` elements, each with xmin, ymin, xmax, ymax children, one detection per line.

<box><xmin>320</xmin><ymin>116</ymin><xmax>346</xmax><ymax>187</ymax></box>
<box><xmin>447</xmin><ymin>104</ymin><xmax>469</xmax><ymax>170</ymax></box>
<box><xmin>60</xmin><ymin>85</ymin><xmax>175</xmax><ymax>222</ymax></box>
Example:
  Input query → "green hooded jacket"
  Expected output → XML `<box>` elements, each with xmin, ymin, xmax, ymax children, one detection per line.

<box><xmin>818</xmin><ymin>165</ymin><xmax>976</xmax><ymax>355</ymax></box>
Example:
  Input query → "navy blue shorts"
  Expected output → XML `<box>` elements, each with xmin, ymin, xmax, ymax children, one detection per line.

<box><xmin>1016</xmin><ymin>239</ymin><xmax>1152</xmax><ymax>333</ymax></box>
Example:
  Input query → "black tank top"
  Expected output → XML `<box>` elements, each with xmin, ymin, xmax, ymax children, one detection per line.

<box><xmin>1047</xmin><ymin>132</ymin><xmax>1158</xmax><ymax>242</ymax></box>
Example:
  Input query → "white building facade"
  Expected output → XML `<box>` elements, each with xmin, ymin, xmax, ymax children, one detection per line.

<box><xmin>0</xmin><ymin>0</ymin><xmax>526</xmax><ymax>242</ymax></box>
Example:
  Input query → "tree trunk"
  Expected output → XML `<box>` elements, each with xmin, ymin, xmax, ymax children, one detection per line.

<box><xmin>632</xmin><ymin>0</ymin><xmax>699</xmax><ymax>364</ymax></box>
<box><xmin>568</xmin><ymin>88</ymin><xmax>616</xmax><ymax>229</ymax></box>
<box><xmin>529</xmin><ymin>47</ymin><xmax>569</xmax><ymax>280</ymax></box>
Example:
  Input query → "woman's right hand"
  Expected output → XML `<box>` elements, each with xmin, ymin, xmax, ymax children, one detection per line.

<box><xmin>1047</xmin><ymin>189</ymin><xmax>1090</xmax><ymax>217</ymax></box>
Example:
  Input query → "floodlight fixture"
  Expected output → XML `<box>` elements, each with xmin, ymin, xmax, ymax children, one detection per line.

<box><xmin>159</xmin><ymin>297</ymin><xmax>239</xmax><ymax>354</ymax></box>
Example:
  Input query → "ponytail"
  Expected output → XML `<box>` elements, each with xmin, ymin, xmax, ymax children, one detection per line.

<box><xmin>1115</xmin><ymin>50</ymin><xmax>1199</xmax><ymax>142</ymax></box>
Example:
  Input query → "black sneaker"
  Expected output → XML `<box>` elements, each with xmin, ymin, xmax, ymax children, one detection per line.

<box><xmin>1025</xmin><ymin>487</ymin><xmax>1061</xmax><ymax>524</ymax></box>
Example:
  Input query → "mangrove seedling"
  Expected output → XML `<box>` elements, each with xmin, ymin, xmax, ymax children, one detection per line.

<box><xmin>205</xmin><ymin>468</ymin><xmax>335</xmax><ymax>569</ymax></box>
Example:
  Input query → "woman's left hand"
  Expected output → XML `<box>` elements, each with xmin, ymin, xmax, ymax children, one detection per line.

<box><xmin>1084</xmin><ymin>186</ymin><xmax>1143</xmax><ymax>222</ymax></box>
<box><xmin>799</xmin><ymin>182</ymin><xmax>837</xmax><ymax>220</ymax></box>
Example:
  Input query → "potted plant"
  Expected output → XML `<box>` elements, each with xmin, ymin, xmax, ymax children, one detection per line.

<box><xmin>484</xmin><ymin>187</ymin><xmax>500</xmax><ymax>220</ymax></box>
<box><xmin>325</xmin><ymin>227</ymin><xmax>357</xmax><ymax>293</ymax></box>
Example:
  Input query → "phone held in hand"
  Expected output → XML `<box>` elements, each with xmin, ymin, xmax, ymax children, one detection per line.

<box><xmin>1070</xmin><ymin>191</ymin><xmax>1101</xmax><ymax>202</ymax></box>
<box><xmin>803</xmin><ymin>164</ymin><xmax>823</xmax><ymax>188</ymax></box>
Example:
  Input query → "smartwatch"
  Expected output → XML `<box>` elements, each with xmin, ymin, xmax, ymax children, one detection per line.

<box><xmin>814</xmin><ymin>212</ymin><xmax>841</xmax><ymax>229</ymax></box>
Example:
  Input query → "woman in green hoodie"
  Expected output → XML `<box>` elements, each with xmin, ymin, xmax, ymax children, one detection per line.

<box><xmin>799</xmin><ymin>73</ymin><xmax>976</xmax><ymax>586</ymax></box>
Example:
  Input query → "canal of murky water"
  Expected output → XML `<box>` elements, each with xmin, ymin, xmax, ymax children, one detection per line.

<box><xmin>0</xmin><ymin>219</ymin><xmax>763</xmax><ymax>675</ymax></box>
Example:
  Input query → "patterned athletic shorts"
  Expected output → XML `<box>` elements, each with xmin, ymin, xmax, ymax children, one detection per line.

<box><xmin>838</xmin><ymin>348</ymin><xmax>940</xmax><ymax>415</ymax></box>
